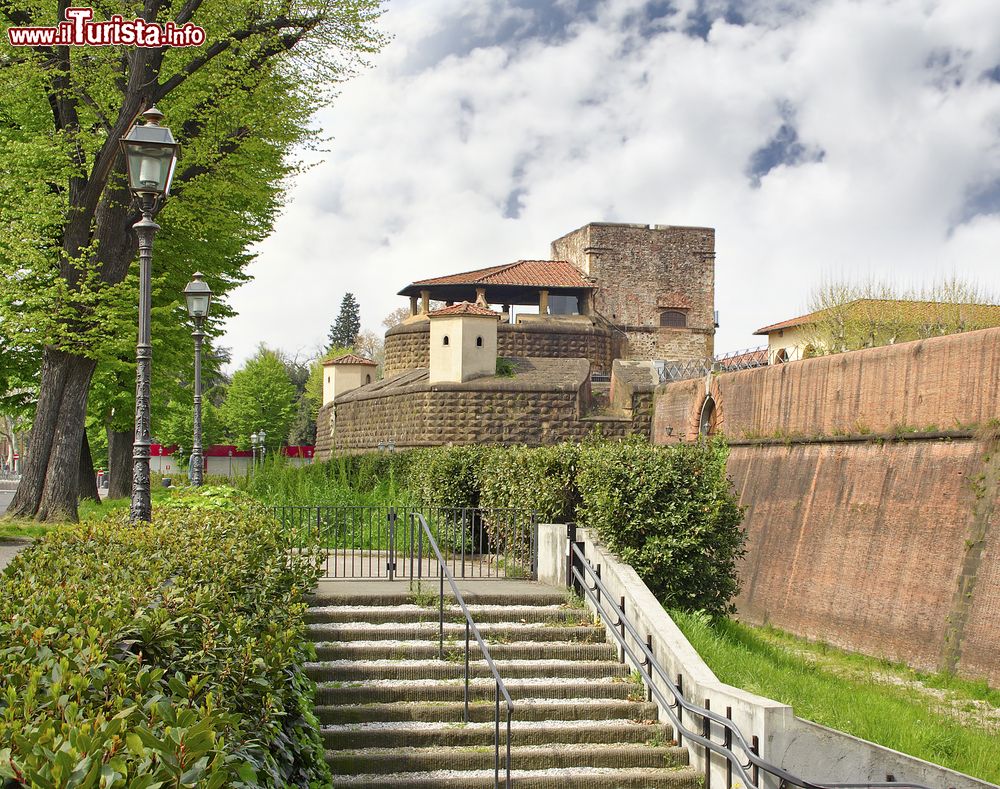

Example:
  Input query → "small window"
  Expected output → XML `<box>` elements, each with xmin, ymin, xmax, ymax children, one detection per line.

<box><xmin>326</xmin><ymin>376</ymin><xmax>330</xmax><ymax>383</ymax></box>
<box><xmin>476</xmin><ymin>336</ymin><xmax>483</xmax><ymax>347</ymax></box>
<box><xmin>365</xmin><ymin>374</ymin><xmax>372</xmax><ymax>384</ymax></box>
<box><xmin>443</xmin><ymin>335</ymin><xmax>449</xmax><ymax>346</ymax></box>
<box><xmin>660</xmin><ymin>310</ymin><xmax>687</xmax><ymax>328</ymax></box>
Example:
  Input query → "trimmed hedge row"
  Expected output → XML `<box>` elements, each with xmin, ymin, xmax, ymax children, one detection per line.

<box><xmin>259</xmin><ymin>438</ymin><xmax>745</xmax><ymax>617</ymax></box>
<box><xmin>0</xmin><ymin>493</ymin><xmax>329</xmax><ymax>788</ymax></box>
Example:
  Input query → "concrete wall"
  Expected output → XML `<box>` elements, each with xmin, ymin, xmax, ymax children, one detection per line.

<box><xmin>551</xmin><ymin>222</ymin><xmax>716</xmax><ymax>361</ymax></box>
<box><xmin>537</xmin><ymin>525</ymin><xmax>995</xmax><ymax>789</ymax></box>
<box><xmin>429</xmin><ymin>314</ymin><xmax>498</xmax><ymax>383</ymax></box>
<box><xmin>384</xmin><ymin>319</ymin><xmax>615</xmax><ymax>378</ymax></box>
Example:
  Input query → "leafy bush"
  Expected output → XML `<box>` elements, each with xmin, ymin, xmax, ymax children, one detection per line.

<box><xmin>0</xmin><ymin>504</ymin><xmax>329</xmax><ymax>787</ymax></box>
<box><xmin>405</xmin><ymin>446</ymin><xmax>483</xmax><ymax>509</ymax></box>
<box><xmin>576</xmin><ymin>437</ymin><xmax>745</xmax><ymax>618</ymax></box>
<box><xmin>477</xmin><ymin>443</ymin><xmax>579</xmax><ymax>522</ymax></box>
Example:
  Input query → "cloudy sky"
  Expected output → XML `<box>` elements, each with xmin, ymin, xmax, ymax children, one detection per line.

<box><xmin>222</xmin><ymin>0</ymin><xmax>1000</xmax><ymax>367</ymax></box>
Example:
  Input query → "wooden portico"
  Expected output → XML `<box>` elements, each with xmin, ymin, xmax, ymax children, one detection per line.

<box><xmin>398</xmin><ymin>259</ymin><xmax>596</xmax><ymax>321</ymax></box>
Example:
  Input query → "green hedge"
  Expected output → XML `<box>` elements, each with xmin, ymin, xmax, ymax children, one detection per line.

<box><xmin>0</xmin><ymin>494</ymin><xmax>329</xmax><ymax>788</ymax></box>
<box><xmin>575</xmin><ymin>439</ymin><xmax>745</xmax><ymax>616</ymax></box>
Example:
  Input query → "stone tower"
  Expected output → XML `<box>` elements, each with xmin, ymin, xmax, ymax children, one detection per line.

<box><xmin>551</xmin><ymin>222</ymin><xmax>715</xmax><ymax>361</ymax></box>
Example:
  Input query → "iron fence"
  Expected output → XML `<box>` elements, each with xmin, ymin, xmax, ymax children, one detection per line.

<box><xmin>273</xmin><ymin>505</ymin><xmax>538</xmax><ymax>580</ymax></box>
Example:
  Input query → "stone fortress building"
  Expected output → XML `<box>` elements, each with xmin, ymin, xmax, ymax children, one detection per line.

<box><xmin>316</xmin><ymin>221</ymin><xmax>716</xmax><ymax>457</ymax></box>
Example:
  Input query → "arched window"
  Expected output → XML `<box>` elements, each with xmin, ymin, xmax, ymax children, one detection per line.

<box><xmin>476</xmin><ymin>336</ymin><xmax>483</xmax><ymax>347</ymax></box>
<box><xmin>774</xmin><ymin>348</ymin><xmax>788</xmax><ymax>364</ymax></box>
<box><xmin>699</xmin><ymin>395</ymin><xmax>716</xmax><ymax>436</ymax></box>
<box><xmin>443</xmin><ymin>335</ymin><xmax>449</xmax><ymax>346</ymax></box>
<box><xmin>660</xmin><ymin>310</ymin><xmax>687</xmax><ymax>328</ymax></box>
<box><xmin>365</xmin><ymin>374</ymin><xmax>372</xmax><ymax>384</ymax></box>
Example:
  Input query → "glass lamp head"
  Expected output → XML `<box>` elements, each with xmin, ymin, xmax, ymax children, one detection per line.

<box><xmin>183</xmin><ymin>271</ymin><xmax>213</xmax><ymax>319</ymax></box>
<box><xmin>120</xmin><ymin>106</ymin><xmax>179</xmax><ymax>197</ymax></box>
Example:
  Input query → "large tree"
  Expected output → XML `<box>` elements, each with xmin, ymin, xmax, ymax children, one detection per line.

<box><xmin>219</xmin><ymin>347</ymin><xmax>297</xmax><ymax>450</ymax></box>
<box><xmin>328</xmin><ymin>292</ymin><xmax>361</xmax><ymax>348</ymax></box>
<box><xmin>0</xmin><ymin>1</ymin><xmax>386</xmax><ymax>520</ymax></box>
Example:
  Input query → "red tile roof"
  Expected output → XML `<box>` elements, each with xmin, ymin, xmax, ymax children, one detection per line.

<box><xmin>428</xmin><ymin>301</ymin><xmax>500</xmax><ymax>318</ymax></box>
<box><xmin>411</xmin><ymin>260</ymin><xmax>593</xmax><ymax>289</ymax></box>
<box><xmin>754</xmin><ymin>299</ymin><xmax>1000</xmax><ymax>335</ymax></box>
<box><xmin>322</xmin><ymin>352</ymin><xmax>377</xmax><ymax>366</ymax></box>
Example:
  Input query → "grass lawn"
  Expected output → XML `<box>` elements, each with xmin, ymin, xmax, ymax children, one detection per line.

<box><xmin>672</xmin><ymin>611</ymin><xmax>1000</xmax><ymax>784</ymax></box>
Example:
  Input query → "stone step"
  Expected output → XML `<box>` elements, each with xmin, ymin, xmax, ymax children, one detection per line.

<box><xmin>307</xmin><ymin>604</ymin><xmax>593</xmax><ymax>625</ymax></box>
<box><xmin>314</xmin><ymin>678</ymin><xmax>641</xmax><ymax>705</ymax></box>
<box><xmin>317</xmin><ymin>699</ymin><xmax>660</xmax><ymax>724</ymax></box>
<box><xmin>326</xmin><ymin>743</ymin><xmax>688</xmax><ymax>774</ymax></box>
<box><xmin>330</xmin><ymin>767</ymin><xmax>697</xmax><ymax>789</ymax></box>
<box><xmin>313</xmin><ymin>640</ymin><xmax>617</xmax><ymax>662</ymax></box>
<box><xmin>308</xmin><ymin>622</ymin><xmax>607</xmax><ymax>643</ymax></box>
<box><xmin>306</xmin><ymin>658</ymin><xmax>630</xmax><ymax>682</ymax></box>
<box><xmin>309</xmin><ymin>590</ymin><xmax>570</xmax><ymax>608</ymax></box>
<box><xmin>323</xmin><ymin>720</ymin><xmax>672</xmax><ymax>749</ymax></box>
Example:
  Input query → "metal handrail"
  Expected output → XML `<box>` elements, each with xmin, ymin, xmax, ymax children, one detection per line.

<box><xmin>414</xmin><ymin>512</ymin><xmax>514</xmax><ymax>789</ymax></box>
<box><xmin>570</xmin><ymin>541</ymin><xmax>937</xmax><ymax>789</ymax></box>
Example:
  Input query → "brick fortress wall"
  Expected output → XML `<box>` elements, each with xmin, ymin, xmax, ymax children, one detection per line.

<box><xmin>383</xmin><ymin>320</ymin><xmax>615</xmax><ymax>378</ymax></box>
<box><xmin>651</xmin><ymin>327</ymin><xmax>1000</xmax><ymax>684</ymax></box>
<box><xmin>552</xmin><ymin>223</ymin><xmax>716</xmax><ymax>361</ymax></box>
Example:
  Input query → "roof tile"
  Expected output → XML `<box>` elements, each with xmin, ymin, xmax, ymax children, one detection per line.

<box><xmin>428</xmin><ymin>301</ymin><xmax>500</xmax><ymax>318</ymax></box>
<box><xmin>323</xmin><ymin>352</ymin><xmax>377</xmax><ymax>366</ymax></box>
<box><xmin>411</xmin><ymin>260</ymin><xmax>593</xmax><ymax>289</ymax></box>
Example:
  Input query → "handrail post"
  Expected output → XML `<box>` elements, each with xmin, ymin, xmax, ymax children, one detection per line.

<box><xmin>464</xmin><ymin>619</ymin><xmax>470</xmax><ymax>723</ymax></box>
<box><xmin>566</xmin><ymin>522</ymin><xmax>577</xmax><ymax>591</ymax></box>
<box><xmin>439</xmin><ymin>569</ymin><xmax>445</xmax><ymax>659</ymax></box>
<box><xmin>619</xmin><ymin>596</ymin><xmax>627</xmax><ymax>663</ymax></box>
<box><xmin>644</xmin><ymin>634</ymin><xmax>654</xmax><ymax>702</ymax></box>
<box><xmin>703</xmin><ymin>698</ymin><xmax>712</xmax><ymax>789</ymax></box>
<box><xmin>725</xmin><ymin>706</ymin><xmax>733</xmax><ymax>789</ymax></box>
<box><xmin>506</xmin><ymin>702</ymin><xmax>512</xmax><ymax>789</ymax></box>
<box><xmin>675</xmin><ymin>674</ymin><xmax>684</xmax><ymax>747</ymax></box>
<box><xmin>751</xmin><ymin>735</ymin><xmax>760</xmax><ymax>787</ymax></box>
<box><xmin>494</xmin><ymin>684</ymin><xmax>500</xmax><ymax>789</ymax></box>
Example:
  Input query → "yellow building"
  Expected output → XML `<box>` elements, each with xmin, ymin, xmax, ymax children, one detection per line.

<box><xmin>755</xmin><ymin>299</ymin><xmax>1000</xmax><ymax>364</ymax></box>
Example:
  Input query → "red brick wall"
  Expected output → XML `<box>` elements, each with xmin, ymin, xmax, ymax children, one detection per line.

<box><xmin>654</xmin><ymin>326</ymin><xmax>1000</xmax><ymax>442</ymax></box>
<box><xmin>729</xmin><ymin>439</ymin><xmax>1000</xmax><ymax>685</ymax></box>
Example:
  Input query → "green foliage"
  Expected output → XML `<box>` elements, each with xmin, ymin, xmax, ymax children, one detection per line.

<box><xmin>328</xmin><ymin>293</ymin><xmax>362</xmax><ymax>349</ymax></box>
<box><xmin>576</xmin><ymin>437</ymin><xmax>745</xmax><ymax>618</ymax></box>
<box><xmin>673</xmin><ymin>612</ymin><xmax>1000</xmax><ymax>784</ymax></box>
<box><xmin>220</xmin><ymin>348</ymin><xmax>297</xmax><ymax>449</ymax></box>
<box><xmin>0</xmin><ymin>499</ymin><xmax>329</xmax><ymax>787</ymax></box>
<box><xmin>495</xmin><ymin>358</ymin><xmax>516</xmax><ymax>378</ymax></box>
<box><xmin>243</xmin><ymin>438</ymin><xmax>746</xmax><ymax>617</ymax></box>
<box><xmin>406</xmin><ymin>446</ymin><xmax>483</xmax><ymax>509</ymax></box>
<box><xmin>477</xmin><ymin>443</ymin><xmax>579</xmax><ymax>522</ymax></box>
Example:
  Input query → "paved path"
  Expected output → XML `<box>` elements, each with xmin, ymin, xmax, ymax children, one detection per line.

<box><xmin>0</xmin><ymin>541</ymin><xmax>28</xmax><ymax>573</ymax></box>
<box><xmin>0</xmin><ymin>489</ymin><xmax>13</xmax><ymax>516</ymax></box>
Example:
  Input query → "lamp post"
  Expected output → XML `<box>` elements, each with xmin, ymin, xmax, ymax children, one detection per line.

<box><xmin>259</xmin><ymin>430</ymin><xmax>267</xmax><ymax>466</ymax></box>
<box><xmin>250</xmin><ymin>432</ymin><xmax>258</xmax><ymax>473</ymax></box>
<box><xmin>183</xmin><ymin>272</ymin><xmax>213</xmax><ymax>487</ymax></box>
<box><xmin>121</xmin><ymin>106</ymin><xmax>179</xmax><ymax>523</ymax></box>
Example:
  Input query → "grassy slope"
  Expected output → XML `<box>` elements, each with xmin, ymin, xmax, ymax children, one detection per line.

<box><xmin>672</xmin><ymin>611</ymin><xmax>1000</xmax><ymax>784</ymax></box>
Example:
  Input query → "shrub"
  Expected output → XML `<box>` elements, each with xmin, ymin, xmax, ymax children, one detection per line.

<box><xmin>477</xmin><ymin>443</ymin><xmax>579</xmax><ymax>523</ymax></box>
<box><xmin>0</xmin><ymin>501</ymin><xmax>329</xmax><ymax>787</ymax></box>
<box><xmin>575</xmin><ymin>437</ymin><xmax>745</xmax><ymax>618</ymax></box>
<box><xmin>406</xmin><ymin>445</ymin><xmax>483</xmax><ymax>509</ymax></box>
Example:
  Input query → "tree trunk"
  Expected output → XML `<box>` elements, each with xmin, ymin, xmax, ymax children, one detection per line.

<box><xmin>107</xmin><ymin>428</ymin><xmax>132</xmax><ymax>500</ymax></box>
<box><xmin>78</xmin><ymin>430</ymin><xmax>100</xmax><ymax>504</ymax></box>
<box><xmin>9</xmin><ymin>348</ymin><xmax>97</xmax><ymax>522</ymax></box>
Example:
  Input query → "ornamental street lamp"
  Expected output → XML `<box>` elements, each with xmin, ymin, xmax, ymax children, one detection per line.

<box><xmin>250</xmin><ymin>432</ymin><xmax>258</xmax><ymax>469</ymax></box>
<box><xmin>121</xmin><ymin>106</ymin><xmax>179</xmax><ymax>523</ymax></box>
<box><xmin>183</xmin><ymin>272</ymin><xmax>213</xmax><ymax>487</ymax></box>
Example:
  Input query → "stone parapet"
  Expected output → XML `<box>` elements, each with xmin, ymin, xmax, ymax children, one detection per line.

<box><xmin>383</xmin><ymin>319</ymin><xmax>615</xmax><ymax>378</ymax></box>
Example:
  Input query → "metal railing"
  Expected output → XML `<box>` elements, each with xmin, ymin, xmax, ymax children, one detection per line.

<box><xmin>416</xmin><ymin>512</ymin><xmax>514</xmax><ymax>789</ymax></box>
<box><xmin>274</xmin><ymin>505</ymin><xmax>537</xmax><ymax>580</ymax></box>
<box><xmin>568</xmin><ymin>532</ymin><xmax>936</xmax><ymax>789</ymax></box>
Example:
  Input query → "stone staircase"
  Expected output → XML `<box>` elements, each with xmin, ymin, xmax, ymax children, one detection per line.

<box><xmin>306</xmin><ymin>585</ymin><xmax>698</xmax><ymax>788</ymax></box>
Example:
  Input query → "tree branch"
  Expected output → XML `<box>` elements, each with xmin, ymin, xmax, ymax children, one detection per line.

<box><xmin>152</xmin><ymin>14</ymin><xmax>321</xmax><ymax>103</ymax></box>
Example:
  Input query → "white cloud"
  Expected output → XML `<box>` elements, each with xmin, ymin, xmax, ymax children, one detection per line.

<box><xmin>222</xmin><ymin>0</ymin><xmax>1000</xmax><ymax>367</ymax></box>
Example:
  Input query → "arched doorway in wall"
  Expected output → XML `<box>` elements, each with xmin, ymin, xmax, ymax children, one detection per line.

<box><xmin>699</xmin><ymin>395</ymin><xmax>717</xmax><ymax>436</ymax></box>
